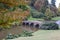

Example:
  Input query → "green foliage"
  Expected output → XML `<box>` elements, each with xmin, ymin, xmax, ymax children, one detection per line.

<box><xmin>0</xmin><ymin>3</ymin><xmax>9</xmax><ymax>9</ymax></box>
<box><xmin>52</xmin><ymin>17</ymin><xmax>60</xmax><ymax>20</ymax></box>
<box><xmin>19</xmin><ymin>5</ymin><xmax>28</xmax><ymax>11</ymax></box>
<box><xmin>20</xmin><ymin>31</ymin><xmax>33</xmax><ymax>37</ymax></box>
<box><xmin>28</xmin><ymin>16</ymin><xmax>44</xmax><ymax>21</ymax></box>
<box><xmin>42</xmin><ymin>22</ymin><xmax>59</xmax><ymax>30</ymax></box>
<box><xmin>6</xmin><ymin>34</ymin><xmax>14</xmax><ymax>39</ymax></box>
<box><xmin>30</xmin><ymin>8</ymin><xmax>45</xmax><ymax>18</ymax></box>
<box><xmin>32</xmin><ymin>12</ymin><xmax>44</xmax><ymax>18</ymax></box>
<box><xmin>8</xmin><ymin>7</ymin><xmax>16</xmax><ymax>11</ymax></box>
<box><xmin>0</xmin><ymin>20</ymin><xmax>4</xmax><ymax>24</ymax></box>
<box><xmin>57</xmin><ymin>4</ymin><xmax>60</xmax><ymax>16</ymax></box>
<box><xmin>44</xmin><ymin>7</ymin><xmax>54</xmax><ymax>20</ymax></box>
<box><xmin>41</xmin><ymin>0</ymin><xmax>48</xmax><ymax>13</ymax></box>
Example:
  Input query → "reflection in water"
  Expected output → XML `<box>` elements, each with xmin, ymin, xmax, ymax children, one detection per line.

<box><xmin>0</xmin><ymin>25</ymin><xmax>38</xmax><ymax>40</ymax></box>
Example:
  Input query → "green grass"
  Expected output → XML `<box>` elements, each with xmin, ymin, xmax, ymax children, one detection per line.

<box><xmin>28</xmin><ymin>17</ymin><xmax>44</xmax><ymax>21</ymax></box>
<box><xmin>28</xmin><ymin>16</ymin><xmax>60</xmax><ymax>21</ymax></box>
<box><xmin>52</xmin><ymin>17</ymin><xmax>60</xmax><ymax>20</ymax></box>
<box><xmin>10</xmin><ymin>30</ymin><xmax>60</xmax><ymax>40</ymax></box>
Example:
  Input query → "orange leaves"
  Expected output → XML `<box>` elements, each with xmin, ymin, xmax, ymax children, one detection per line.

<box><xmin>0</xmin><ymin>7</ymin><xmax>29</xmax><ymax>21</ymax></box>
<box><xmin>0</xmin><ymin>8</ymin><xmax>30</xmax><ymax>28</ymax></box>
<box><xmin>4</xmin><ymin>8</ymin><xmax>29</xmax><ymax>23</ymax></box>
<box><xmin>0</xmin><ymin>0</ymin><xmax>27</xmax><ymax>7</ymax></box>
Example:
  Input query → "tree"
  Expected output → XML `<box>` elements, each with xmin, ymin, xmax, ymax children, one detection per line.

<box><xmin>30</xmin><ymin>0</ymin><xmax>36</xmax><ymax>7</ymax></box>
<box><xmin>45</xmin><ymin>7</ymin><xmax>53</xmax><ymax>20</ymax></box>
<box><xmin>0</xmin><ymin>0</ymin><xmax>30</xmax><ymax>29</ymax></box>
<box><xmin>41</xmin><ymin>0</ymin><xmax>49</xmax><ymax>13</ymax></box>
<box><xmin>0</xmin><ymin>0</ymin><xmax>27</xmax><ymax>7</ymax></box>
<box><xmin>30</xmin><ymin>8</ymin><xmax>44</xmax><ymax>18</ymax></box>
<box><xmin>57</xmin><ymin>3</ymin><xmax>60</xmax><ymax>16</ymax></box>
<box><xmin>51</xmin><ymin>0</ymin><xmax>56</xmax><ymax>6</ymax></box>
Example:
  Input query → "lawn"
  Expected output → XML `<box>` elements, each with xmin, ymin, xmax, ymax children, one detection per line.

<box><xmin>9</xmin><ymin>30</ymin><xmax>60</xmax><ymax>40</ymax></box>
<box><xmin>52</xmin><ymin>17</ymin><xmax>60</xmax><ymax>20</ymax></box>
<box><xmin>28</xmin><ymin>17</ymin><xmax>44</xmax><ymax>21</ymax></box>
<box><xmin>28</xmin><ymin>17</ymin><xmax>60</xmax><ymax>21</ymax></box>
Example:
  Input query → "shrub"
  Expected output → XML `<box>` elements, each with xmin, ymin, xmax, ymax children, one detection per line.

<box><xmin>30</xmin><ymin>9</ymin><xmax>44</xmax><ymax>18</ymax></box>
<box><xmin>0</xmin><ymin>3</ymin><xmax>10</xmax><ymax>9</ymax></box>
<box><xmin>41</xmin><ymin>23</ymin><xmax>59</xmax><ymax>30</ymax></box>
<box><xmin>19</xmin><ymin>5</ymin><xmax>28</xmax><ymax>11</ymax></box>
<box><xmin>6</xmin><ymin>31</ymin><xmax>33</xmax><ymax>39</ymax></box>
<box><xmin>45</xmin><ymin>7</ymin><xmax>54</xmax><ymax>20</ymax></box>
<box><xmin>21</xmin><ymin>31</ymin><xmax>33</xmax><ymax>37</ymax></box>
<box><xmin>8</xmin><ymin>7</ymin><xmax>16</xmax><ymax>11</ymax></box>
<box><xmin>6</xmin><ymin>33</ymin><xmax>14</xmax><ymax>39</ymax></box>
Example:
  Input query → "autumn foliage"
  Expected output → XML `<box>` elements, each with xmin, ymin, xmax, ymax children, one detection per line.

<box><xmin>0</xmin><ymin>0</ymin><xmax>30</xmax><ymax>28</ymax></box>
<box><xmin>0</xmin><ymin>8</ymin><xmax>30</xmax><ymax>28</ymax></box>
<box><xmin>0</xmin><ymin>0</ymin><xmax>27</xmax><ymax>7</ymax></box>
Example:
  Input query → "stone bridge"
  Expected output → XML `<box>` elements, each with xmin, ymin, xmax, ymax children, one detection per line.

<box><xmin>22</xmin><ymin>21</ymin><xmax>44</xmax><ymax>28</ymax></box>
<box><xmin>21</xmin><ymin>21</ymin><xmax>59</xmax><ymax>30</ymax></box>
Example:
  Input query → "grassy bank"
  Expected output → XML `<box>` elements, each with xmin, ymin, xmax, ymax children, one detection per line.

<box><xmin>10</xmin><ymin>30</ymin><xmax>60</xmax><ymax>40</ymax></box>
<box><xmin>52</xmin><ymin>17</ymin><xmax>60</xmax><ymax>20</ymax></box>
<box><xmin>28</xmin><ymin>17</ymin><xmax>60</xmax><ymax>21</ymax></box>
<box><xmin>28</xmin><ymin>17</ymin><xmax>44</xmax><ymax>21</ymax></box>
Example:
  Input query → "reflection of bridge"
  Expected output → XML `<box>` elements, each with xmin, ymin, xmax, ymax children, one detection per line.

<box><xmin>22</xmin><ymin>21</ymin><xmax>43</xmax><ymax>28</ymax></box>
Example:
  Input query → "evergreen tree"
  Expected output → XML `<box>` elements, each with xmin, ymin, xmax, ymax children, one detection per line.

<box><xmin>30</xmin><ymin>0</ymin><xmax>36</xmax><ymax>7</ymax></box>
<box><xmin>51</xmin><ymin>0</ymin><xmax>56</xmax><ymax>6</ymax></box>
<box><xmin>57</xmin><ymin>3</ymin><xmax>60</xmax><ymax>16</ymax></box>
<box><xmin>41</xmin><ymin>0</ymin><xmax>49</xmax><ymax>13</ymax></box>
<box><xmin>45</xmin><ymin>0</ymin><xmax>49</xmax><ymax>5</ymax></box>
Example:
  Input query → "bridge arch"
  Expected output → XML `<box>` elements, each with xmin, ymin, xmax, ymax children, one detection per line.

<box><xmin>25</xmin><ymin>22</ymin><xmax>30</xmax><ymax>26</ymax></box>
<box><xmin>35</xmin><ymin>24</ymin><xmax>40</xmax><ymax>28</ymax></box>
<box><xmin>30</xmin><ymin>23</ymin><xmax>34</xmax><ymax>27</ymax></box>
<box><xmin>22</xmin><ymin>22</ymin><xmax>26</xmax><ymax>26</ymax></box>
